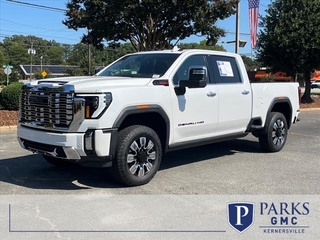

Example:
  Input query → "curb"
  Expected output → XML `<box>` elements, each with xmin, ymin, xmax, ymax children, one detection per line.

<box><xmin>300</xmin><ymin>108</ymin><xmax>320</xmax><ymax>111</ymax></box>
<box><xmin>0</xmin><ymin>125</ymin><xmax>17</xmax><ymax>131</ymax></box>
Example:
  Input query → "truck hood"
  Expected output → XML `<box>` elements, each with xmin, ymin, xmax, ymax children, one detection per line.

<box><xmin>26</xmin><ymin>76</ymin><xmax>153</xmax><ymax>92</ymax></box>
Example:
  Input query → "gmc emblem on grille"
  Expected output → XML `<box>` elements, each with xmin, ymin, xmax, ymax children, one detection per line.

<box><xmin>28</xmin><ymin>93</ymin><xmax>49</xmax><ymax>106</ymax></box>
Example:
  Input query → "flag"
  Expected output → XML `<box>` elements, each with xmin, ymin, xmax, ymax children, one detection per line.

<box><xmin>248</xmin><ymin>0</ymin><xmax>260</xmax><ymax>48</ymax></box>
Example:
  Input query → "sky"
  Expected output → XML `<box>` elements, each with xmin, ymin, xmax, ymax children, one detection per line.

<box><xmin>0</xmin><ymin>0</ymin><xmax>271</xmax><ymax>56</ymax></box>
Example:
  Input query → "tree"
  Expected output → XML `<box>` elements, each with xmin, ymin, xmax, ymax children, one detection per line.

<box><xmin>0</xmin><ymin>45</ymin><xmax>9</xmax><ymax>67</ymax></box>
<box><xmin>46</xmin><ymin>46</ymin><xmax>64</xmax><ymax>65</ymax></box>
<box><xmin>0</xmin><ymin>45</ymin><xmax>9</xmax><ymax>84</ymax></box>
<box><xmin>256</xmin><ymin>0</ymin><xmax>320</xmax><ymax>101</ymax></box>
<box><xmin>178</xmin><ymin>40</ymin><xmax>226</xmax><ymax>51</ymax></box>
<box><xmin>65</xmin><ymin>67</ymin><xmax>85</xmax><ymax>76</ymax></box>
<box><xmin>65</xmin><ymin>42</ymin><xmax>136</xmax><ymax>74</ymax></box>
<box><xmin>0</xmin><ymin>35</ymin><xmax>68</xmax><ymax>68</ymax></box>
<box><xmin>63</xmin><ymin>0</ymin><xmax>238</xmax><ymax>51</ymax></box>
<box><xmin>4</xmin><ymin>42</ymin><xmax>29</xmax><ymax>68</ymax></box>
<box><xmin>241</xmin><ymin>55</ymin><xmax>261</xmax><ymax>71</ymax></box>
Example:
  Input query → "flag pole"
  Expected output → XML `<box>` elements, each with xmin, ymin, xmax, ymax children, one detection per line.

<box><xmin>235</xmin><ymin>0</ymin><xmax>240</xmax><ymax>54</ymax></box>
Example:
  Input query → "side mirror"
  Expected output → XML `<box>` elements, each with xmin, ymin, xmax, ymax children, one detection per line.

<box><xmin>179</xmin><ymin>66</ymin><xmax>207</xmax><ymax>88</ymax></box>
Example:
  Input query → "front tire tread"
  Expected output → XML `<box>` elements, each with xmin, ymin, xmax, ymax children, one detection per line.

<box><xmin>113</xmin><ymin>125</ymin><xmax>162</xmax><ymax>187</ymax></box>
<box><xmin>259</xmin><ymin>112</ymin><xmax>288</xmax><ymax>152</ymax></box>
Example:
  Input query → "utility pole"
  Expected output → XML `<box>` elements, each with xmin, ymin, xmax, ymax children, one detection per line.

<box><xmin>40</xmin><ymin>56</ymin><xmax>43</xmax><ymax>72</ymax></box>
<box><xmin>87</xmin><ymin>28</ymin><xmax>92</xmax><ymax>76</ymax></box>
<box><xmin>235</xmin><ymin>0</ymin><xmax>240</xmax><ymax>54</ymax></box>
<box><xmin>28</xmin><ymin>40</ymin><xmax>36</xmax><ymax>80</ymax></box>
<box><xmin>88</xmin><ymin>43</ymin><xmax>91</xmax><ymax>75</ymax></box>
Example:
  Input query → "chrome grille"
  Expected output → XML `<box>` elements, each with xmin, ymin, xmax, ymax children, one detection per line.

<box><xmin>20</xmin><ymin>91</ymin><xmax>74</xmax><ymax>128</ymax></box>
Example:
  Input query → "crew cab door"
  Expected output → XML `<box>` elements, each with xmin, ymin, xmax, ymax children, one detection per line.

<box><xmin>170</xmin><ymin>55</ymin><xmax>219</xmax><ymax>143</ymax></box>
<box><xmin>207</xmin><ymin>55</ymin><xmax>252</xmax><ymax>134</ymax></box>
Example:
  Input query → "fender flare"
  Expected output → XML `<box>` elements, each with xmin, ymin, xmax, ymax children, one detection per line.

<box><xmin>265</xmin><ymin>97</ymin><xmax>293</xmax><ymax>130</ymax></box>
<box><xmin>112</xmin><ymin>105</ymin><xmax>170</xmax><ymax>152</ymax></box>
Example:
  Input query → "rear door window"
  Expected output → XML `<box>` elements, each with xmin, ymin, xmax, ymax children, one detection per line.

<box><xmin>208</xmin><ymin>55</ymin><xmax>242</xmax><ymax>84</ymax></box>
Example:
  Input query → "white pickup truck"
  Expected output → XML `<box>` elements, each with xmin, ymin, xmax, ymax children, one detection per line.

<box><xmin>17</xmin><ymin>49</ymin><xmax>300</xmax><ymax>186</ymax></box>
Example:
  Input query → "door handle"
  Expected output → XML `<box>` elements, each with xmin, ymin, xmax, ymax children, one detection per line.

<box><xmin>207</xmin><ymin>92</ymin><xmax>217</xmax><ymax>97</ymax></box>
<box><xmin>242</xmin><ymin>90</ymin><xmax>250</xmax><ymax>95</ymax></box>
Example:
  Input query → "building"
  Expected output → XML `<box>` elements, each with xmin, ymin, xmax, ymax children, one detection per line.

<box><xmin>311</xmin><ymin>70</ymin><xmax>320</xmax><ymax>81</ymax></box>
<box><xmin>19</xmin><ymin>65</ymin><xmax>80</xmax><ymax>80</ymax></box>
<box><xmin>248</xmin><ymin>69</ymin><xmax>293</xmax><ymax>82</ymax></box>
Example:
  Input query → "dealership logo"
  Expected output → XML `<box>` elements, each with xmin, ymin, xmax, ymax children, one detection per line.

<box><xmin>227</xmin><ymin>202</ymin><xmax>254</xmax><ymax>233</ymax></box>
<box><xmin>259</xmin><ymin>202</ymin><xmax>309</xmax><ymax>234</ymax></box>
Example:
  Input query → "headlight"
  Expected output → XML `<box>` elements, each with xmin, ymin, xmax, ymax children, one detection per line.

<box><xmin>76</xmin><ymin>93</ymin><xmax>112</xmax><ymax>119</ymax></box>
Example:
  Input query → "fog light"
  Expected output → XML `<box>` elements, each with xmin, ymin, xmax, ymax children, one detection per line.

<box><xmin>85</xmin><ymin>131</ymin><xmax>94</xmax><ymax>151</ymax></box>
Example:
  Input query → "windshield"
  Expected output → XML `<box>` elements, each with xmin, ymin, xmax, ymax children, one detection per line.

<box><xmin>97</xmin><ymin>53</ymin><xmax>180</xmax><ymax>78</ymax></box>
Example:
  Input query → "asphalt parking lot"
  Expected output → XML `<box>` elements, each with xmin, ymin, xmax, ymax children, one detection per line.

<box><xmin>0</xmin><ymin>110</ymin><xmax>319</xmax><ymax>195</ymax></box>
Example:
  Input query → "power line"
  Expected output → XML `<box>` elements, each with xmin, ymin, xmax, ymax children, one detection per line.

<box><xmin>5</xmin><ymin>0</ymin><xmax>65</xmax><ymax>12</ymax></box>
<box><xmin>2</xmin><ymin>0</ymin><xmax>255</xmax><ymax>47</ymax></box>
<box><xmin>0</xmin><ymin>34</ymin><xmax>76</xmax><ymax>46</ymax></box>
<box><xmin>1</xmin><ymin>29</ymin><xmax>81</xmax><ymax>42</ymax></box>
<box><xmin>1</xmin><ymin>1</ymin><xmax>81</xmax><ymax>44</ymax></box>
<box><xmin>1</xmin><ymin>18</ymin><xmax>62</xmax><ymax>31</ymax></box>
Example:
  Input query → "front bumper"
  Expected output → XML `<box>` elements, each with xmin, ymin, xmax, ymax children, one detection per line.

<box><xmin>17</xmin><ymin>125</ymin><xmax>117</xmax><ymax>162</ymax></box>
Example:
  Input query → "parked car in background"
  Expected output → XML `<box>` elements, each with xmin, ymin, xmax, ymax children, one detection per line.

<box><xmin>311</xmin><ymin>80</ymin><xmax>320</xmax><ymax>89</ymax></box>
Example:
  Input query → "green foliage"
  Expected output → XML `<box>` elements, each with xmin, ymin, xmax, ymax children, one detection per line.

<box><xmin>0</xmin><ymin>82</ymin><xmax>23</xmax><ymax>110</ymax></box>
<box><xmin>257</xmin><ymin>0</ymin><xmax>320</xmax><ymax>100</ymax></box>
<box><xmin>46</xmin><ymin>46</ymin><xmax>64</xmax><ymax>65</ymax></box>
<box><xmin>0</xmin><ymin>71</ymin><xmax>6</xmax><ymax>84</ymax></box>
<box><xmin>65</xmin><ymin>42</ymin><xmax>136</xmax><ymax>74</ymax></box>
<box><xmin>178</xmin><ymin>40</ymin><xmax>227</xmax><ymax>51</ymax></box>
<box><xmin>63</xmin><ymin>0</ymin><xmax>238</xmax><ymax>51</ymax></box>
<box><xmin>241</xmin><ymin>56</ymin><xmax>261</xmax><ymax>71</ymax></box>
<box><xmin>0</xmin><ymin>45</ymin><xmax>9</xmax><ymax>66</ymax></box>
<box><xmin>0</xmin><ymin>35</ymin><xmax>139</xmax><ymax>77</ymax></box>
<box><xmin>1</xmin><ymin>35</ymin><xmax>66</xmax><ymax>68</ymax></box>
<box><xmin>4</xmin><ymin>42</ymin><xmax>29</xmax><ymax>68</ymax></box>
<box><xmin>65</xmin><ymin>67</ymin><xmax>85</xmax><ymax>76</ymax></box>
<box><xmin>260</xmin><ymin>74</ymin><xmax>274</xmax><ymax>82</ymax></box>
<box><xmin>0</xmin><ymin>70</ymin><xmax>20</xmax><ymax>85</ymax></box>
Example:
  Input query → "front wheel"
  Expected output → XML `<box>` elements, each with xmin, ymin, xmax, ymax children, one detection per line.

<box><xmin>259</xmin><ymin>112</ymin><xmax>288</xmax><ymax>152</ymax></box>
<box><xmin>113</xmin><ymin>125</ymin><xmax>162</xmax><ymax>187</ymax></box>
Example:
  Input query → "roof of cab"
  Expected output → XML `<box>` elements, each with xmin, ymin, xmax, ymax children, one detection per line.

<box><xmin>129</xmin><ymin>48</ymin><xmax>237</xmax><ymax>57</ymax></box>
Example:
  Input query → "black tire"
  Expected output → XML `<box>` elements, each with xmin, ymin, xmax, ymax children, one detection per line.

<box><xmin>259</xmin><ymin>112</ymin><xmax>288</xmax><ymax>152</ymax></box>
<box><xmin>113</xmin><ymin>125</ymin><xmax>162</xmax><ymax>187</ymax></box>
<box><xmin>42</xmin><ymin>155</ymin><xmax>75</xmax><ymax>167</ymax></box>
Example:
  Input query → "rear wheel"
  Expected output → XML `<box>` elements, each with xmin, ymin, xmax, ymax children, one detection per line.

<box><xmin>42</xmin><ymin>155</ymin><xmax>75</xmax><ymax>167</ymax></box>
<box><xmin>113</xmin><ymin>125</ymin><xmax>162</xmax><ymax>187</ymax></box>
<box><xmin>259</xmin><ymin>112</ymin><xmax>288</xmax><ymax>152</ymax></box>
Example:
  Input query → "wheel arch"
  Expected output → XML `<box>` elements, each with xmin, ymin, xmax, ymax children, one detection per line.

<box><xmin>267</xmin><ymin>98</ymin><xmax>293</xmax><ymax>129</ymax></box>
<box><xmin>113</xmin><ymin>105</ymin><xmax>170</xmax><ymax>153</ymax></box>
